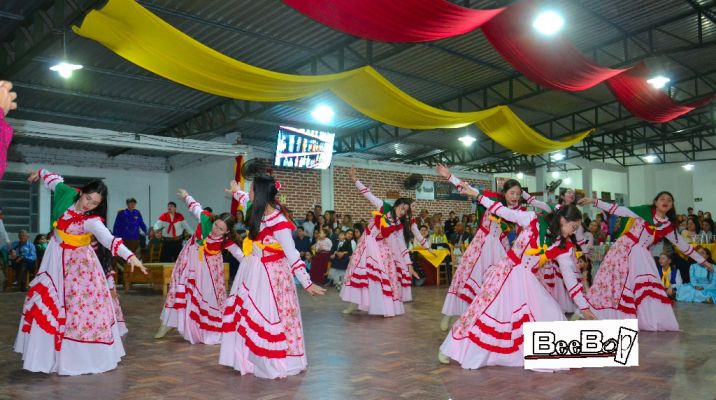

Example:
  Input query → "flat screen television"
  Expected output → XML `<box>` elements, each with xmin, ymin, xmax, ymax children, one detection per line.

<box><xmin>274</xmin><ymin>125</ymin><xmax>335</xmax><ymax>169</ymax></box>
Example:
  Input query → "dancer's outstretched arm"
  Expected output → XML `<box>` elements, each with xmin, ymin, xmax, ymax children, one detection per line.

<box><xmin>555</xmin><ymin>251</ymin><xmax>595</xmax><ymax>319</ymax></box>
<box><xmin>348</xmin><ymin>167</ymin><xmax>383</xmax><ymax>209</ymax></box>
<box><xmin>578</xmin><ymin>198</ymin><xmax>640</xmax><ymax>219</ymax></box>
<box><xmin>664</xmin><ymin>229</ymin><xmax>712</xmax><ymax>271</ymax></box>
<box><xmin>226</xmin><ymin>180</ymin><xmax>250</xmax><ymax>209</ymax></box>
<box><xmin>86</xmin><ymin>215</ymin><xmax>148</xmax><ymax>275</ymax></box>
<box><xmin>521</xmin><ymin>190</ymin><xmax>552</xmax><ymax>213</ymax></box>
<box><xmin>178</xmin><ymin>189</ymin><xmax>203</xmax><ymax>219</ymax></box>
<box><xmin>273</xmin><ymin>227</ymin><xmax>326</xmax><ymax>296</ymax></box>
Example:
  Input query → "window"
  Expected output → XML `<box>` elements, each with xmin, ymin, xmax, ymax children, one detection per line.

<box><xmin>0</xmin><ymin>172</ymin><xmax>39</xmax><ymax>234</ymax></box>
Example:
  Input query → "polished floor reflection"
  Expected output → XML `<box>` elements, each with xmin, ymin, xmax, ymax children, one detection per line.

<box><xmin>2</xmin><ymin>286</ymin><xmax>714</xmax><ymax>400</ymax></box>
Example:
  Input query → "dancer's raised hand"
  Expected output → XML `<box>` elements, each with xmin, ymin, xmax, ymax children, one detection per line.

<box><xmin>224</xmin><ymin>180</ymin><xmax>240</xmax><ymax>195</ymax></box>
<box><xmin>348</xmin><ymin>167</ymin><xmax>357</xmax><ymax>183</ymax></box>
<box><xmin>0</xmin><ymin>81</ymin><xmax>18</xmax><ymax>116</ymax></box>
<box><xmin>436</xmin><ymin>163</ymin><xmax>451</xmax><ymax>179</ymax></box>
<box><xmin>26</xmin><ymin>169</ymin><xmax>40</xmax><ymax>183</ymax></box>
<box><xmin>177</xmin><ymin>189</ymin><xmax>189</xmax><ymax>199</ymax></box>
<box><xmin>581</xmin><ymin>309</ymin><xmax>597</xmax><ymax>320</ymax></box>
<box><xmin>704</xmin><ymin>261</ymin><xmax>714</xmax><ymax>273</ymax></box>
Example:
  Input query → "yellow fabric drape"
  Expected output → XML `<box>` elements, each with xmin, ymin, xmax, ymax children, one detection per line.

<box><xmin>73</xmin><ymin>0</ymin><xmax>593</xmax><ymax>154</ymax></box>
<box><xmin>242</xmin><ymin>238</ymin><xmax>283</xmax><ymax>257</ymax></box>
<box><xmin>414</xmin><ymin>248</ymin><xmax>451</xmax><ymax>268</ymax></box>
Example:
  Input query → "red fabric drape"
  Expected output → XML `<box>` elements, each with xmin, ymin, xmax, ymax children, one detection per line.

<box><xmin>606</xmin><ymin>63</ymin><xmax>715</xmax><ymax>123</ymax></box>
<box><xmin>482</xmin><ymin>1</ymin><xmax>626</xmax><ymax>91</ymax></box>
<box><xmin>283</xmin><ymin>0</ymin><xmax>504</xmax><ymax>42</ymax></box>
<box><xmin>283</xmin><ymin>0</ymin><xmax>713</xmax><ymax>123</ymax></box>
<box><xmin>231</xmin><ymin>155</ymin><xmax>243</xmax><ymax>218</ymax></box>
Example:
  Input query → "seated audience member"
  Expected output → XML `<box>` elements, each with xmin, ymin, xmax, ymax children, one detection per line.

<box><xmin>345</xmin><ymin>229</ymin><xmax>357</xmax><ymax>251</ymax></box>
<box><xmin>700</xmin><ymin>218</ymin><xmax>714</xmax><ymax>243</ymax></box>
<box><xmin>676</xmin><ymin>247</ymin><xmax>715</xmax><ymax>304</ymax></box>
<box><xmin>294</xmin><ymin>226</ymin><xmax>312</xmax><ymax>261</ymax></box>
<box><xmin>328</xmin><ymin>230</ymin><xmax>353</xmax><ymax>288</ymax></box>
<box><xmin>657</xmin><ymin>253</ymin><xmax>682</xmax><ymax>300</ymax></box>
<box><xmin>681</xmin><ymin>215</ymin><xmax>701</xmax><ymax>242</ymax></box>
<box><xmin>9</xmin><ymin>230</ymin><xmax>36</xmax><ymax>291</ymax></box>
<box><xmin>429</xmin><ymin>224</ymin><xmax>449</xmax><ymax>249</ymax></box>
<box><xmin>449</xmin><ymin>222</ymin><xmax>470</xmax><ymax>248</ymax></box>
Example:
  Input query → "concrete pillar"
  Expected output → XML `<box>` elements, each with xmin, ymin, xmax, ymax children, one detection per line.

<box><xmin>321</xmin><ymin>165</ymin><xmax>334</xmax><ymax>210</ymax></box>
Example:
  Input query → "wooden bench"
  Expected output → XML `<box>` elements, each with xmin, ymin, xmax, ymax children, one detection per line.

<box><xmin>123</xmin><ymin>262</ymin><xmax>230</xmax><ymax>296</ymax></box>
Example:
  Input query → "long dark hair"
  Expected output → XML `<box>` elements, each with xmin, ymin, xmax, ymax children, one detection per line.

<box><xmin>75</xmin><ymin>180</ymin><xmax>108</xmax><ymax>220</ymax></box>
<box><xmin>652</xmin><ymin>191</ymin><xmax>678</xmax><ymax>226</ymax></box>
<box><xmin>246</xmin><ymin>175</ymin><xmax>288</xmax><ymax>240</ymax></box>
<box><xmin>391</xmin><ymin>197</ymin><xmax>413</xmax><ymax>243</ymax></box>
<box><xmin>545</xmin><ymin>204</ymin><xmax>582</xmax><ymax>249</ymax></box>
<box><xmin>558</xmin><ymin>188</ymin><xmax>575</xmax><ymax>206</ymax></box>
<box><xmin>686</xmin><ymin>215</ymin><xmax>701</xmax><ymax>234</ymax></box>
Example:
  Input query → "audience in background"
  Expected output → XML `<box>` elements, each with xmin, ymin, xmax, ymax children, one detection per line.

<box><xmin>302</xmin><ymin>211</ymin><xmax>316</xmax><ymax>239</ymax></box>
<box><xmin>328</xmin><ymin>230</ymin><xmax>352</xmax><ymax>289</ymax></box>
<box><xmin>8</xmin><ymin>230</ymin><xmax>36</xmax><ymax>291</ymax></box>
<box><xmin>681</xmin><ymin>215</ymin><xmax>701</xmax><ymax>242</ymax></box>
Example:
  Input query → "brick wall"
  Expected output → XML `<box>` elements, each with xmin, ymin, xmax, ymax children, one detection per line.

<box><xmin>332</xmin><ymin>166</ymin><xmax>483</xmax><ymax>223</ymax></box>
<box><xmin>265</xmin><ymin>162</ymin><xmax>489</xmax><ymax>223</ymax></box>
<box><xmin>271</xmin><ymin>166</ymin><xmax>321</xmax><ymax>217</ymax></box>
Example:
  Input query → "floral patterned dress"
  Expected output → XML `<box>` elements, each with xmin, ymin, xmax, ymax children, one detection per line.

<box><xmin>14</xmin><ymin>169</ymin><xmax>136</xmax><ymax>375</ymax></box>
<box><xmin>440</xmin><ymin>194</ymin><xmax>589</xmax><ymax>369</ymax></box>
<box><xmin>587</xmin><ymin>200</ymin><xmax>706</xmax><ymax>331</ymax></box>
<box><xmin>442</xmin><ymin>174</ymin><xmax>512</xmax><ymax>316</ymax></box>
<box><xmin>219</xmin><ymin>190</ymin><xmax>315</xmax><ymax>379</ymax></box>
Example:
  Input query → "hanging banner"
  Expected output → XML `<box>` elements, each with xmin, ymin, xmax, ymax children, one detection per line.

<box><xmin>416</xmin><ymin>180</ymin><xmax>435</xmax><ymax>200</ymax></box>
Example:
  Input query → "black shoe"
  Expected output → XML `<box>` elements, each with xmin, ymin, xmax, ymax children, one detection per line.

<box><xmin>415</xmin><ymin>277</ymin><xmax>426</xmax><ymax>287</ymax></box>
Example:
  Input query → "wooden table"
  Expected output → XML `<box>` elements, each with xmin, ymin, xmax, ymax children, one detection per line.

<box><xmin>124</xmin><ymin>262</ymin><xmax>230</xmax><ymax>296</ymax></box>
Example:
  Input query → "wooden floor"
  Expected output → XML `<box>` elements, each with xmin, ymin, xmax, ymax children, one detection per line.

<box><xmin>1</xmin><ymin>286</ymin><xmax>715</xmax><ymax>400</ymax></box>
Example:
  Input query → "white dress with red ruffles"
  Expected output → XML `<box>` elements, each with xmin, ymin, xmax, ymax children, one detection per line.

<box><xmin>220</xmin><ymin>195</ymin><xmax>315</xmax><ymax>379</ymax></box>
<box><xmin>160</xmin><ymin>195</ymin><xmax>243</xmax><ymax>345</ymax></box>
<box><xmin>587</xmin><ymin>200</ymin><xmax>706</xmax><ymax>331</ymax></box>
<box><xmin>339</xmin><ymin>181</ymin><xmax>404</xmax><ymax>316</ymax></box>
<box><xmin>440</xmin><ymin>195</ymin><xmax>590</xmax><ymax>369</ymax></box>
<box><xmin>14</xmin><ymin>169</ymin><xmax>135</xmax><ymax>375</ymax></box>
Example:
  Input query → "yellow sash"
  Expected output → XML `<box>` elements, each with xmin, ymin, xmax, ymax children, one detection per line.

<box><xmin>525</xmin><ymin>244</ymin><xmax>550</xmax><ymax>268</ymax></box>
<box><xmin>371</xmin><ymin>210</ymin><xmax>389</xmax><ymax>228</ymax></box>
<box><xmin>198</xmin><ymin>242</ymin><xmax>221</xmax><ymax>261</ymax></box>
<box><xmin>489</xmin><ymin>215</ymin><xmax>510</xmax><ymax>232</ymax></box>
<box><xmin>53</xmin><ymin>221</ymin><xmax>92</xmax><ymax>247</ymax></box>
<box><xmin>661</xmin><ymin>266</ymin><xmax>671</xmax><ymax>289</ymax></box>
<box><xmin>242</xmin><ymin>238</ymin><xmax>283</xmax><ymax>257</ymax></box>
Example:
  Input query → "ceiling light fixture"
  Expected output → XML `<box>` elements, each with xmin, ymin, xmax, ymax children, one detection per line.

<box><xmin>49</xmin><ymin>31</ymin><xmax>83</xmax><ymax>79</ymax></box>
<box><xmin>682</xmin><ymin>163</ymin><xmax>694</xmax><ymax>171</ymax></box>
<box><xmin>647</xmin><ymin>76</ymin><xmax>670</xmax><ymax>89</ymax></box>
<box><xmin>642</xmin><ymin>154</ymin><xmax>657</xmax><ymax>163</ymax></box>
<box><xmin>551</xmin><ymin>171</ymin><xmax>560</xmax><ymax>179</ymax></box>
<box><xmin>458</xmin><ymin>135</ymin><xmax>477</xmax><ymax>146</ymax></box>
<box><xmin>550</xmin><ymin>152</ymin><xmax>566</xmax><ymax>161</ymax></box>
<box><xmin>516</xmin><ymin>172</ymin><xmax>524</xmax><ymax>179</ymax></box>
<box><xmin>533</xmin><ymin>11</ymin><xmax>565</xmax><ymax>36</ymax></box>
<box><xmin>311</xmin><ymin>105</ymin><xmax>335</xmax><ymax>123</ymax></box>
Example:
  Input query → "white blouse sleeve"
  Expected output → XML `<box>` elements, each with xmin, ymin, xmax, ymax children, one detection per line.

<box><xmin>184</xmin><ymin>195</ymin><xmax>203</xmax><ymax>219</ymax></box>
<box><xmin>232</xmin><ymin>190</ymin><xmax>250</xmax><ymax>209</ymax></box>
<box><xmin>555</xmin><ymin>250</ymin><xmax>590</xmax><ymax>310</ymax></box>
<box><xmin>273</xmin><ymin>227</ymin><xmax>313</xmax><ymax>289</ymax></box>
<box><xmin>522</xmin><ymin>191</ymin><xmax>552</xmax><ymax>213</ymax></box>
<box><xmin>85</xmin><ymin>218</ymin><xmax>135</xmax><ymax>261</ymax></box>
<box><xmin>355</xmin><ymin>180</ymin><xmax>384</xmax><ymax>209</ymax></box>
<box><xmin>39</xmin><ymin>168</ymin><xmax>64</xmax><ymax>191</ymax></box>
<box><xmin>477</xmin><ymin>194</ymin><xmax>534</xmax><ymax>229</ymax></box>
<box><xmin>224</xmin><ymin>242</ymin><xmax>244</xmax><ymax>262</ymax></box>
<box><xmin>592</xmin><ymin>199</ymin><xmax>640</xmax><ymax>218</ymax></box>
<box><xmin>665</xmin><ymin>229</ymin><xmax>707</xmax><ymax>265</ymax></box>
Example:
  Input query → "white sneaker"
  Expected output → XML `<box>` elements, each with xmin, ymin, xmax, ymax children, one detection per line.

<box><xmin>342</xmin><ymin>303</ymin><xmax>358</xmax><ymax>314</ymax></box>
<box><xmin>438</xmin><ymin>351</ymin><xmax>450</xmax><ymax>365</ymax></box>
<box><xmin>440</xmin><ymin>315</ymin><xmax>451</xmax><ymax>331</ymax></box>
<box><xmin>154</xmin><ymin>324</ymin><xmax>172</xmax><ymax>339</ymax></box>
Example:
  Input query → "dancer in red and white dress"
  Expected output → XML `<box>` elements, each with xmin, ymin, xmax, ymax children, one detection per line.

<box><xmin>340</xmin><ymin>168</ymin><xmax>412</xmax><ymax>317</ymax></box>
<box><xmin>435</xmin><ymin>164</ymin><xmax>521</xmax><ymax>330</ymax></box>
<box><xmin>14</xmin><ymin>169</ymin><xmax>147</xmax><ymax>375</ymax></box>
<box><xmin>578</xmin><ymin>192</ymin><xmax>713</xmax><ymax>331</ymax></box>
<box><xmin>389</xmin><ymin>206</ymin><xmax>431</xmax><ymax>303</ymax></box>
<box><xmin>220</xmin><ymin>176</ymin><xmax>326</xmax><ymax>379</ymax></box>
<box><xmin>523</xmin><ymin>189</ymin><xmax>590</xmax><ymax>313</ymax></box>
<box><xmin>439</xmin><ymin>182</ymin><xmax>595</xmax><ymax>369</ymax></box>
<box><xmin>155</xmin><ymin>189</ymin><xmax>243</xmax><ymax>344</ymax></box>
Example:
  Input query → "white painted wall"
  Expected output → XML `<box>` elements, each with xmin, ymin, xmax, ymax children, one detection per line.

<box><xmin>4</xmin><ymin>161</ymin><xmax>168</xmax><ymax>236</ymax></box>
<box><xmin>493</xmin><ymin>172</ymin><xmax>537</xmax><ymax>193</ymax></box>
<box><xmin>592</xmin><ymin>169</ymin><xmax>628</xmax><ymax>199</ymax></box>
<box><xmin>628</xmin><ymin>162</ymin><xmax>710</xmax><ymax>213</ymax></box>
<box><xmin>168</xmin><ymin>155</ymin><xmax>238</xmax><ymax>226</ymax></box>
